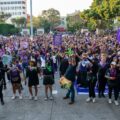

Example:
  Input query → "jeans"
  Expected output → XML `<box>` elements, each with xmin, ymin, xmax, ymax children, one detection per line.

<box><xmin>66</xmin><ymin>84</ymin><xmax>75</xmax><ymax>102</ymax></box>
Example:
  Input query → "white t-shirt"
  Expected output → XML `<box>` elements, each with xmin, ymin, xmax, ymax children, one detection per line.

<box><xmin>40</xmin><ymin>57</ymin><xmax>45</xmax><ymax>68</ymax></box>
<box><xmin>52</xmin><ymin>56</ymin><xmax>57</xmax><ymax>64</ymax></box>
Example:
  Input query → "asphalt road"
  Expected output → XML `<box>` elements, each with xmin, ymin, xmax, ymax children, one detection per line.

<box><xmin>0</xmin><ymin>73</ymin><xmax>120</xmax><ymax>120</ymax></box>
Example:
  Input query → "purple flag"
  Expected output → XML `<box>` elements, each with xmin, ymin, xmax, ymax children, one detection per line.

<box><xmin>117</xmin><ymin>28</ymin><xmax>120</xmax><ymax>44</ymax></box>
<box><xmin>53</xmin><ymin>34</ymin><xmax>62</xmax><ymax>46</ymax></box>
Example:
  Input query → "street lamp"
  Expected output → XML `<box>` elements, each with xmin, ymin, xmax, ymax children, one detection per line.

<box><xmin>30</xmin><ymin>0</ymin><xmax>33</xmax><ymax>40</ymax></box>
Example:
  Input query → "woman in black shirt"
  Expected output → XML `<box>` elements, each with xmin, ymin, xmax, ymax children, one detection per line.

<box><xmin>43</xmin><ymin>60</ymin><xmax>54</xmax><ymax>100</ymax></box>
<box><xmin>26</xmin><ymin>60</ymin><xmax>39</xmax><ymax>101</ymax></box>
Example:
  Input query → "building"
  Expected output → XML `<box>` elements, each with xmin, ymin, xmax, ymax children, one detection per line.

<box><xmin>54</xmin><ymin>17</ymin><xmax>67</xmax><ymax>32</ymax></box>
<box><xmin>0</xmin><ymin>0</ymin><xmax>27</xmax><ymax>23</ymax></box>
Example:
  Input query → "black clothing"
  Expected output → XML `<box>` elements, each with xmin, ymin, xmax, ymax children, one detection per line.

<box><xmin>105</xmin><ymin>68</ymin><xmax>119</xmax><ymax>100</ymax></box>
<box><xmin>0</xmin><ymin>61</ymin><xmax>6</xmax><ymax>87</ymax></box>
<box><xmin>26</xmin><ymin>67</ymin><xmax>39</xmax><ymax>87</ymax></box>
<box><xmin>64</xmin><ymin>64</ymin><xmax>76</xmax><ymax>102</ymax></box>
<box><xmin>88</xmin><ymin>75</ymin><xmax>97</xmax><ymax>98</ymax></box>
<box><xmin>43</xmin><ymin>64</ymin><xmax>54</xmax><ymax>85</ymax></box>
<box><xmin>98</xmin><ymin>63</ymin><xmax>109</xmax><ymax>96</ymax></box>
<box><xmin>87</xmin><ymin>58</ymin><xmax>98</xmax><ymax>98</ymax></box>
<box><xmin>0</xmin><ymin>69</ymin><xmax>4</xmax><ymax>104</ymax></box>
<box><xmin>59</xmin><ymin>58</ymin><xmax>69</xmax><ymax>76</ymax></box>
<box><xmin>64</xmin><ymin>65</ymin><xmax>76</xmax><ymax>83</ymax></box>
<box><xmin>108</xmin><ymin>86</ymin><xmax>119</xmax><ymax>100</ymax></box>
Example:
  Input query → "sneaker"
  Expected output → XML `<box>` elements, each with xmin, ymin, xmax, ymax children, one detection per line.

<box><xmin>108</xmin><ymin>99</ymin><xmax>112</xmax><ymax>104</ymax></box>
<box><xmin>92</xmin><ymin>98</ymin><xmax>96</xmax><ymax>103</ymax></box>
<box><xmin>1</xmin><ymin>101</ymin><xmax>5</xmax><ymax>105</ymax></box>
<box><xmin>19</xmin><ymin>95</ymin><xmax>23</xmax><ymax>100</ymax></box>
<box><xmin>49</xmin><ymin>96</ymin><xmax>54</xmax><ymax>100</ymax></box>
<box><xmin>86</xmin><ymin>97</ymin><xmax>91</xmax><ymax>102</ymax></box>
<box><xmin>63</xmin><ymin>96</ymin><xmax>69</xmax><ymax>100</ymax></box>
<box><xmin>69</xmin><ymin>101</ymin><xmax>74</xmax><ymax>105</ymax></box>
<box><xmin>114</xmin><ymin>101</ymin><xmax>119</xmax><ymax>106</ymax></box>
<box><xmin>29</xmin><ymin>96</ymin><xmax>33</xmax><ymax>100</ymax></box>
<box><xmin>44</xmin><ymin>97</ymin><xmax>48</xmax><ymax>101</ymax></box>
<box><xmin>34</xmin><ymin>96</ymin><xmax>38</xmax><ymax>101</ymax></box>
<box><xmin>11</xmin><ymin>95</ymin><xmax>16</xmax><ymax>100</ymax></box>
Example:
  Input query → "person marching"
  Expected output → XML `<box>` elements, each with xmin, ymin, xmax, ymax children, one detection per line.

<box><xmin>105</xmin><ymin>62</ymin><xmax>119</xmax><ymax>106</ymax></box>
<box><xmin>76</xmin><ymin>53</ymin><xmax>90</xmax><ymax>88</ymax></box>
<box><xmin>0</xmin><ymin>57</ymin><xmax>7</xmax><ymax>89</ymax></box>
<box><xmin>43</xmin><ymin>59</ymin><xmax>54</xmax><ymax>100</ymax></box>
<box><xmin>9</xmin><ymin>60</ymin><xmax>23</xmax><ymax>100</ymax></box>
<box><xmin>63</xmin><ymin>56</ymin><xmax>76</xmax><ymax>105</ymax></box>
<box><xmin>0</xmin><ymin>65</ymin><xmax>5</xmax><ymax>105</ymax></box>
<box><xmin>98</xmin><ymin>53</ymin><xmax>109</xmax><ymax>98</ymax></box>
<box><xmin>26</xmin><ymin>60</ymin><xmax>40</xmax><ymax>101</ymax></box>
<box><xmin>86</xmin><ymin>56</ymin><xmax>99</xmax><ymax>103</ymax></box>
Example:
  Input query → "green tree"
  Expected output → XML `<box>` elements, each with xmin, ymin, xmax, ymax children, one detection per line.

<box><xmin>0</xmin><ymin>12</ymin><xmax>11</xmax><ymax>23</ymax></box>
<box><xmin>80</xmin><ymin>0</ymin><xmax>120</xmax><ymax>31</ymax></box>
<box><xmin>0</xmin><ymin>24</ymin><xmax>19</xmax><ymax>35</ymax></box>
<box><xmin>67</xmin><ymin>11</ymin><xmax>84</xmax><ymax>32</ymax></box>
<box><xmin>11</xmin><ymin>17</ymin><xmax>26</xmax><ymax>28</ymax></box>
<box><xmin>27</xmin><ymin>16</ymin><xmax>41</xmax><ymax>29</ymax></box>
<box><xmin>40</xmin><ymin>18</ymin><xmax>51</xmax><ymax>33</ymax></box>
<box><xmin>41</xmin><ymin>8</ymin><xmax>60</xmax><ymax>31</ymax></box>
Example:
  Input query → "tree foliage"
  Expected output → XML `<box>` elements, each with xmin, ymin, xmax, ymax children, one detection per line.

<box><xmin>80</xmin><ymin>0</ymin><xmax>120</xmax><ymax>31</ymax></box>
<box><xmin>27</xmin><ymin>16</ymin><xmax>41</xmax><ymax>29</ymax></box>
<box><xmin>11</xmin><ymin>17</ymin><xmax>26</xmax><ymax>28</ymax></box>
<box><xmin>41</xmin><ymin>8</ymin><xmax>60</xmax><ymax>30</ymax></box>
<box><xmin>66</xmin><ymin>11</ymin><xmax>84</xmax><ymax>32</ymax></box>
<box><xmin>0</xmin><ymin>24</ymin><xmax>19</xmax><ymax>35</ymax></box>
<box><xmin>0</xmin><ymin>12</ymin><xmax>11</xmax><ymax>23</ymax></box>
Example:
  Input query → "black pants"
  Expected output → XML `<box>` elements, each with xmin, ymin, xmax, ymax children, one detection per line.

<box><xmin>2</xmin><ymin>73</ymin><xmax>6</xmax><ymax>86</ymax></box>
<box><xmin>98</xmin><ymin>76</ymin><xmax>107</xmax><ymax>95</ymax></box>
<box><xmin>0</xmin><ymin>86</ymin><xmax>4</xmax><ymax>103</ymax></box>
<box><xmin>88</xmin><ymin>76</ymin><xmax>97</xmax><ymax>98</ymax></box>
<box><xmin>108</xmin><ymin>85</ymin><xmax>119</xmax><ymax>100</ymax></box>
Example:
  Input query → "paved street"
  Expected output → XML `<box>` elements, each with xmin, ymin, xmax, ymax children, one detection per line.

<box><xmin>0</xmin><ymin>73</ymin><xmax>120</xmax><ymax>120</ymax></box>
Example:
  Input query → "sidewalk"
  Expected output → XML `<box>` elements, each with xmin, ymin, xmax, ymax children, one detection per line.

<box><xmin>0</xmin><ymin>73</ymin><xmax>120</xmax><ymax>120</ymax></box>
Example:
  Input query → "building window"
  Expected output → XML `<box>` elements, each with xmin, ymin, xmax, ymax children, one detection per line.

<box><xmin>0</xmin><ymin>2</ymin><xmax>3</xmax><ymax>5</ymax></box>
<box><xmin>18</xmin><ymin>1</ymin><xmax>22</xmax><ymax>4</ymax></box>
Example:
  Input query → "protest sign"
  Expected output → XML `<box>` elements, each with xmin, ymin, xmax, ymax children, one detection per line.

<box><xmin>117</xmin><ymin>28</ymin><xmax>120</xmax><ymax>44</ymax></box>
<box><xmin>53</xmin><ymin>34</ymin><xmax>62</xmax><ymax>46</ymax></box>
<box><xmin>2</xmin><ymin>54</ymin><xmax>12</xmax><ymax>65</ymax></box>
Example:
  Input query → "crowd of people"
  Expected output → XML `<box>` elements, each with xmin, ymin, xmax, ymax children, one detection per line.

<box><xmin>0</xmin><ymin>33</ymin><xmax>120</xmax><ymax>106</ymax></box>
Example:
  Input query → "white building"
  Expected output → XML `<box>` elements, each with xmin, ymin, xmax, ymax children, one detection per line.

<box><xmin>0</xmin><ymin>0</ymin><xmax>27</xmax><ymax>23</ymax></box>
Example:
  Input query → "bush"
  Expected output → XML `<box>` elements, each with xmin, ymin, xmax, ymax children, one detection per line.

<box><xmin>0</xmin><ymin>23</ymin><xmax>19</xmax><ymax>35</ymax></box>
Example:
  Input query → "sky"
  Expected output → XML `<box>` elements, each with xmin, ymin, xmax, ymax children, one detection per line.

<box><xmin>27</xmin><ymin>0</ymin><xmax>93</xmax><ymax>16</ymax></box>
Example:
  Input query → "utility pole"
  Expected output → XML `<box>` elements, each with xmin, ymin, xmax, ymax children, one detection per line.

<box><xmin>30</xmin><ymin>0</ymin><xmax>33</xmax><ymax>40</ymax></box>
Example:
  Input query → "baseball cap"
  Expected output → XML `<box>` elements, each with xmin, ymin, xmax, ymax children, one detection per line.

<box><xmin>111</xmin><ymin>62</ymin><xmax>116</xmax><ymax>66</ymax></box>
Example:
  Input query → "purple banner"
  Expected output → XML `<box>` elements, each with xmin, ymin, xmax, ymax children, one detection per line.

<box><xmin>117</xmin><ymin>28</ymin><xmax>120</xmax><ymax>44</ymax></box>
<box><xmin>53</xmin><ymin>34</ymin><xmax>62</xmax><ymax>46</ymax></box>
